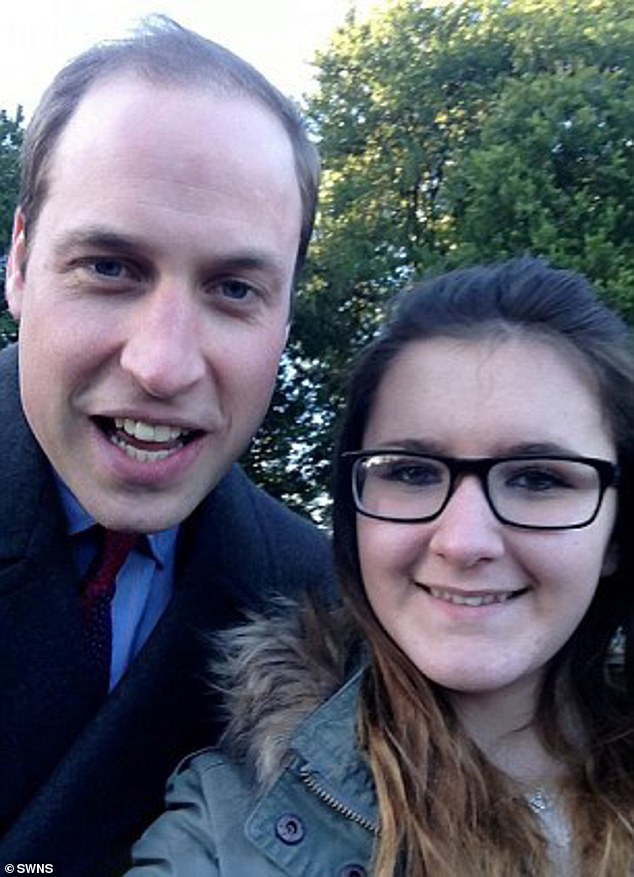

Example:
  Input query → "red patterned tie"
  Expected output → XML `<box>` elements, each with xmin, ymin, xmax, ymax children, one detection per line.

<box><xmin>80</xmin><ymin>528</ymin><xmax>138</xmax><ymax>691</ymax></box>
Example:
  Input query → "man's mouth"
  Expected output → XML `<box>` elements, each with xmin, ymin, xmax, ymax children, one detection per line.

<box><xmin>420</xmin><ymin>585</ymin><xmax>528</xmax><ymax>607</ymax></box>
<box><xmin>95</xmin><ymin>416</ymin><xmax>201</xmax><ymax>463</ymax></box>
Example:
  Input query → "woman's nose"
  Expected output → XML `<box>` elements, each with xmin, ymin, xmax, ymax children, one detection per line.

<box><xmin>427</xmin><ymin>476</ymin><xmax>505</xmax><ymax>567</ymax></box>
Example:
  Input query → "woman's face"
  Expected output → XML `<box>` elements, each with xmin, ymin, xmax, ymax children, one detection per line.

<box><xmin>357</xmin><ymin>336</ymin><xmax>617</xmax><ymax>701</ymax></box>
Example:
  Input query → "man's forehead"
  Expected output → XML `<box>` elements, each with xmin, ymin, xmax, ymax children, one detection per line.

<box><xmin>49</xmin><ymin>74</ymin><xmax>296</xmax><ymax>197</ymax></box>
<box><xmin>63</xmin><ymin>72</ymin><xmax>272</xmax><ymax>138</ymax></box>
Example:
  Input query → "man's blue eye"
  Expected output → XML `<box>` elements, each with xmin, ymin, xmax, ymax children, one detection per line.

<box><xmin>93</xmin><ymin>260</ymin><xmax>125</xmax><ymax>277</ymax></box>
<box><xmin>220</xmin><ymin>280</ymin><xmax>253</xmax><ymax>300</ymax></box>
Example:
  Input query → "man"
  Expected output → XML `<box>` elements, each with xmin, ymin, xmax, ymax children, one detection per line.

<box><xmin>0</xmin><ymin>16</ymin><xmax>333</xmax><ymax>876</ymax></box>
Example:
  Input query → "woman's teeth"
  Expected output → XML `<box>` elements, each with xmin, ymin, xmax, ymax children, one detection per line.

<box><xmin>426</xmin><ymin>586</ymin><xmax>521</xmax><ymax>606</ymax></box>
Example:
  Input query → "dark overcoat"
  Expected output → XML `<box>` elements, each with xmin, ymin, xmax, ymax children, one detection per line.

<box><xmin>0</xmin><ymin>344</ymin><xmax>335</xmax><ymax>876</ymax></box>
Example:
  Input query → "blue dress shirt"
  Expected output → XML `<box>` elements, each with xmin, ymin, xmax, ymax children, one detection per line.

<box><xmin>56</xmin><ymin>478</ymin><xmax>178</xmax><ymax>690</ymax></box>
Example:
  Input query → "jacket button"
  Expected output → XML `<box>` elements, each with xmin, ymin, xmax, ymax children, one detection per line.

<box><xmin>338</xmin><ymin>866</ymin><xmax>367</xmax><ymax>877</ymax></box>
<box><xmin>275</xmin><ymin>812</ymin><xmax>305</xmax><ymax>845</ymax></box>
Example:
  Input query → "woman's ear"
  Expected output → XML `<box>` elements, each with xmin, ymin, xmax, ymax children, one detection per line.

<box><xmin>5</xmin><ymin>208</ymin><xmax>27</xmax><ymax>320</ymax></box>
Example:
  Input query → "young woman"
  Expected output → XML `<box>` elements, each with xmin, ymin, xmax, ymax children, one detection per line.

<box><xmin>128</xmin><ymin>258</ymin><xmax>634</xmax><ymax>876</ymax></box>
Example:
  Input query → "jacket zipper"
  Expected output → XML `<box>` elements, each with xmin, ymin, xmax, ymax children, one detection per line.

<box><xmin>299</xmin><ymin>768</ymin><xmax>379</xmax><ymax>835</ymax></box>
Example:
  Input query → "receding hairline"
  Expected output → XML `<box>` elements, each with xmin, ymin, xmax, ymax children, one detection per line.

<box><xmin>63</xmin><ymin>51</ymin><xmax>282</xmax><ymax>108</ymax></box>
<box><xmin>55</xmin><ymin>69</ymin><xmax>299</xmax><ymax>152</ymax></box>
<box><xmin>17</xmin><ymin>15</ymin><xmax>320</xmax><ymax>276</ymax></box>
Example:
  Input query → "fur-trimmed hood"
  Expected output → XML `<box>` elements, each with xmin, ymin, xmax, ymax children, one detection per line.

<box><xmin>210</xmin><ymin>597</ymin><xmax>364</xmax><ymax>787</ymax></box>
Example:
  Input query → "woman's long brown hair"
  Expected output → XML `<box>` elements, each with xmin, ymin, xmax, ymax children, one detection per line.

<box><xmin>332</xmin><ymin>259</ymin><xmax>634</xmax><ymax>874</ymax></box>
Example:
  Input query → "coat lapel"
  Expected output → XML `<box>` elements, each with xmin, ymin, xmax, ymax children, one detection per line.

<box><xmin>0</xmin><ymin>346</ymin><xmax>103</xmax><ymax>830</ymax></box>
<box><xmin>0</xmin><ymin>341</ymin><xmax>334</xmax><ymax>874</ymax></box>
<box><xmin>1</xmin><ymin>560</ymin><xmax>237</xmax><ymax>873</ymax></box>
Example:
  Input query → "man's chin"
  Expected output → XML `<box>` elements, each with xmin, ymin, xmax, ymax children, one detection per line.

<box><xmin>78</xmin><ymin>493</ymin><xmax>207</xmax><ymax>534</ymax></box>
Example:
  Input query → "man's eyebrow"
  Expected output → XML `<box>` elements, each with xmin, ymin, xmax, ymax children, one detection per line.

<box><xmin>208</xmin><ymin>252</ymin><xmax>287</xmax><ymax>277</ymax></box>
<box><xmin>52</xmin><ymin>227</ymin><xmax>148</xmax><ymax>258</ymax></box>
<box><xmin>53</xmin><ymin>227</ymin><xmax>288</xmax><ymax>277</ymax></box>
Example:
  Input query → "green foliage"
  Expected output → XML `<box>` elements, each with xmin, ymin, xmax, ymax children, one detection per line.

<box><xmin>242</xmin><ymin>0</ymin><xmax>634</xmax><ymax>520</ymax></box>
<box><xmin>448</xmin><ymin>66</ymin><xmax>634</xmax><ymax>317</ymax></box>
<box><xmin>0</xmin><ymin>106</ymin><xmax>22</xmax><ymax>344</ymax></box>
<box><xmin>0</xmin><ymin>304</ymin><xmax>18</xmax><ymax>347</ymax></box>
<box><xmin>0</xmin><ymin>107</ymin><xmax>22</xmax><ymax>252</ymax></box>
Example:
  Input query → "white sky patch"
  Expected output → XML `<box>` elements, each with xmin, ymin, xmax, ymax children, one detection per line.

<box><xmin>1</xmin><ymin>0</ymin><xmax>383</xmax><ymax>118</ymax></box>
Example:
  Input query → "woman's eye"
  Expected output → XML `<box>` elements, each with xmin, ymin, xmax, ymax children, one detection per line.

<box><xmin>506</xmin><ymin>469</ymin><xmax>568</xmax><ymax>492</ymax></box>
<box><xmin>382</xmin><ymin>462</ymin><xmax>441</xmax><ymax>487</ymax></box>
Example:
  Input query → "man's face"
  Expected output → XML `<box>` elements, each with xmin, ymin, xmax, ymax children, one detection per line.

<box><xmin>6</xmin><ymin>77</ymin><xmax>302</xmax><ymax>532</ymax></box>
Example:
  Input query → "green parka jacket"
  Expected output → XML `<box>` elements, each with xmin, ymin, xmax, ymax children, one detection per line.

<box><xmin>126</xmin><ymin>603</ymin><xmax>378</xmax><ymax>876</ymax></box>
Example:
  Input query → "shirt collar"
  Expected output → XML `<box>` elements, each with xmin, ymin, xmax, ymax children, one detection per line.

<box><xmin>54</xmin><ymin>475</ymin><xmax>179</xmax><ymax>568</ymax></box>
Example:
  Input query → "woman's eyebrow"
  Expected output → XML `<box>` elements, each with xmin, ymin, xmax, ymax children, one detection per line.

<box><xmin>365</xmin><ymin>438</ymin><xmax>445</xmax><ymax>454</ymax></box>
<box><xmin>499</xmin><ymin>441</ymin><xmax>580</xmax><ymax>457</ymax></box>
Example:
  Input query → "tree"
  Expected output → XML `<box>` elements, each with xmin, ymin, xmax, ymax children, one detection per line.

<box><xmin>241</xmin><ymin>0</ymin><xmax>634</xmax><ymax>520</ymax></box>
<box><xmin>448</xmin><ymin>66</ymin><xmax>634</xmax><ymax>318</ymax></box>
<box><xmin>0</xmin><ymin>106</ymin><xmax>23</xmax><ymax>344</ymax></box>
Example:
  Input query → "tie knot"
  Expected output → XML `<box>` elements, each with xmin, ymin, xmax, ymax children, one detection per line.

<box><xmin>100</xmin><ymin>529</ymin><xmax>139</xmax><ymax>577</ymax></box>
<box><xmin>82</xmin><ymin>528</ymin><xmax>139</xmax><ymax>602</ymax></box>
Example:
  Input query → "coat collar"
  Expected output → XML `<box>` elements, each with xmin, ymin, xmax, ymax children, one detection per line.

<box><xmin>289</xmin><ymin>668</ymin><xmax>377</xmax><ymax>826</ymax></box>
<box><xmin>215</xmin><ymin>597</ymin><xmax>368</xmax><ymax>789</ymax></box>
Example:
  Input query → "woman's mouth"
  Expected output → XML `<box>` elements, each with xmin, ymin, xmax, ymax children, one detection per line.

<box><xmin>418</xmin><ymin>584</ymin><xmax>529</xmax><ymax>606</ymax></box>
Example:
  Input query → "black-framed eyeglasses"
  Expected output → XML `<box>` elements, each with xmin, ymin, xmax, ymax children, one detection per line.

<box><xmin>343</xmin><ymin>450</ymin><xmax>619</xmax><ymax>530</ymax></box>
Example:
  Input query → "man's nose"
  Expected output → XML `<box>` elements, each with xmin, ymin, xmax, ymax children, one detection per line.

<box><xmin>119</xmin><ymin>282</ymin><xmax>206</xmax><ymax>398</ymax></box>
<box><xmin>427</xmin><ymin>476</ymin><xmax>505</xmax><ymax>567</ymax></box>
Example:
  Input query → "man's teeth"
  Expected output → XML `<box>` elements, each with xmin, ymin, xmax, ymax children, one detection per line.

<box><xmin>108</xmin><ymin>417</ymin><xmax>192</xmax><ymax>462</ymax></box>
<box><xmin>109</xmin><ymin>434</ymin><xmax>175</xmax><ymax>462</ymax></box>
<box><xmin>428</xmin><ymin>587</ymin><xmax>518</xmax><ymax>607</ymax></box>
<box><xmin>114</xmin><ymin>417</ymin><xmax>189</xmax><ymax>443</ymax></box>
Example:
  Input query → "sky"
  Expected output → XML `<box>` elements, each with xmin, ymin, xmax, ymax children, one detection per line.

<box><xmin>1</xmin><ymin>0</ymin><xmax>383</xmax><ymax>118</ymax></box>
